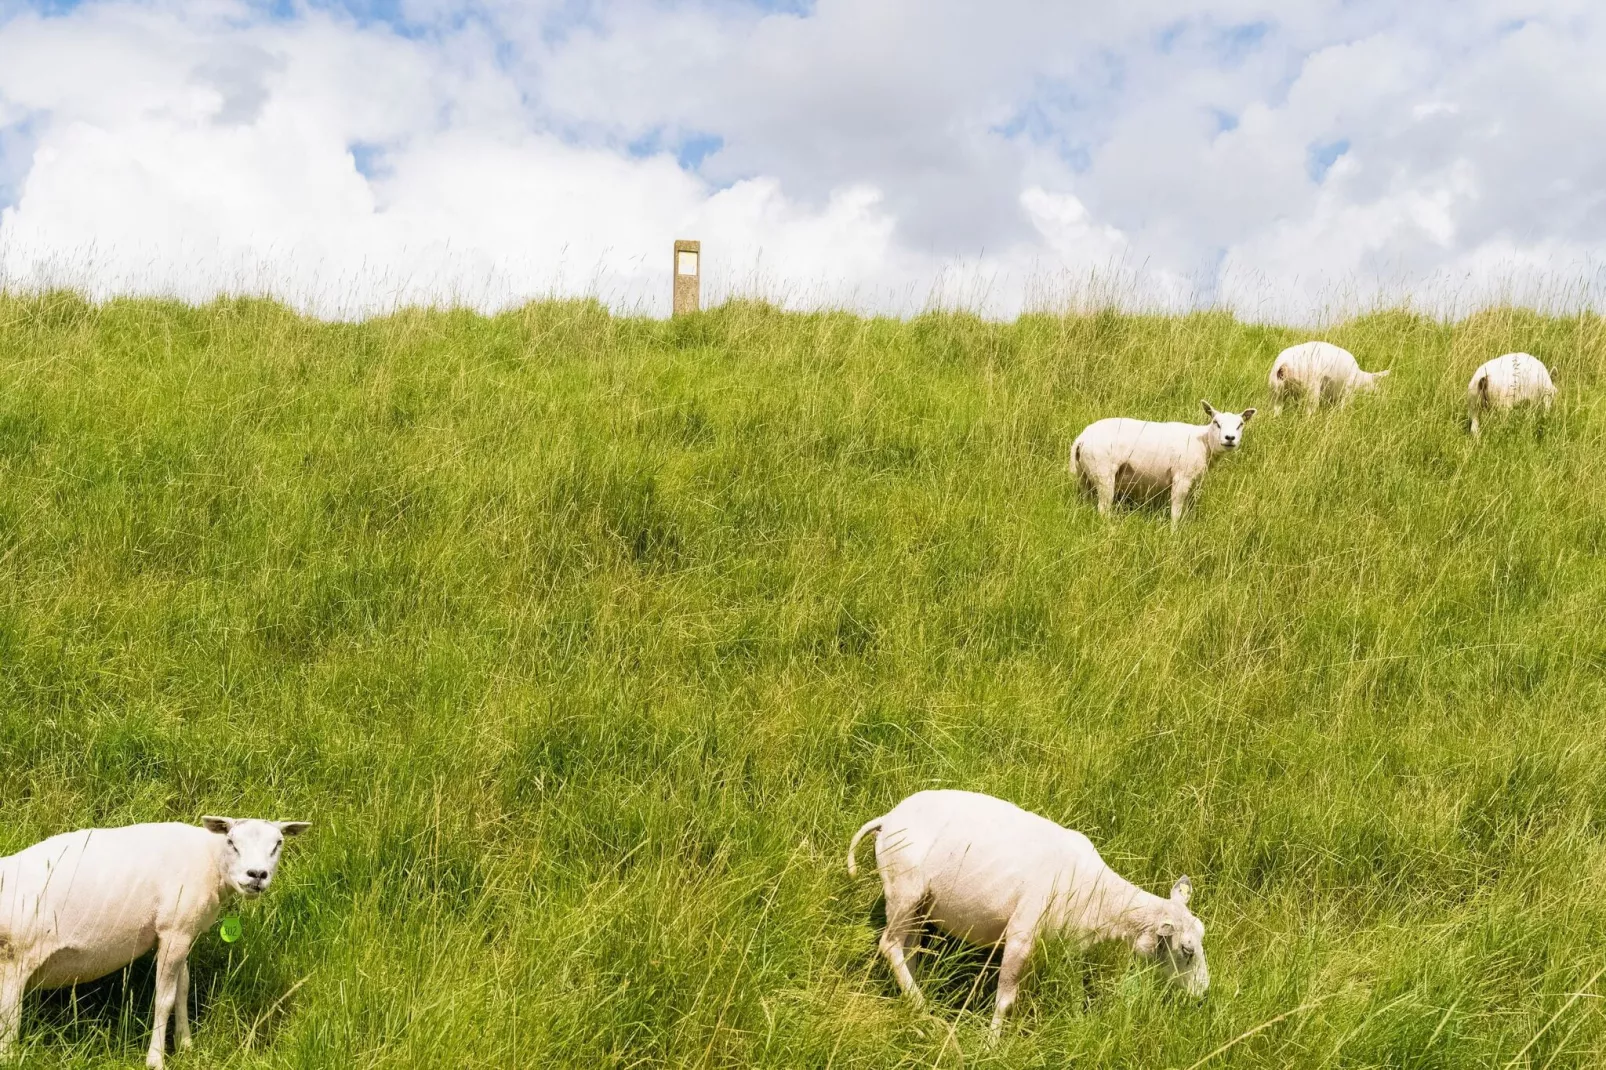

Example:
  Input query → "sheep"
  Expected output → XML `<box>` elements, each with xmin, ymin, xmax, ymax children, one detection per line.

<box><xmin>848</xmin><ymin>789</ymin><xmax>1207</xmax><ymax>1039</ymax></box>
<box><xmin>1070</xmin><ymin>401</ymin><xmax>1254</xmax><ymax>529</ymax></box>
<box><xmin>1467</xmin><ymin>353</ymin><xmax>1556</xmax><ymax>437</ymax></box>
<box><xmin>0</xmin><ymin>816</ymin><xmax>310</xmax><ymax>1068</ymax></box>
<box><xmin>1267</xmin><ymin>341</ymin><xmax>1390</xmax><ymax>415</ymax></box>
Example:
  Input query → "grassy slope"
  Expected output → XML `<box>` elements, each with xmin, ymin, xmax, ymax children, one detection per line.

<box><xmin>1</xmin><ymin>291</ymin><xmax>1605</xmax><ymax>1068</ymax></box>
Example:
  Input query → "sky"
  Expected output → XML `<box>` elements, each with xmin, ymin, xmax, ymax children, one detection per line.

<box><xmin>1</xmin><ymin>0</ymin><xmax>1604</xmax><ymax>320</ymax></box>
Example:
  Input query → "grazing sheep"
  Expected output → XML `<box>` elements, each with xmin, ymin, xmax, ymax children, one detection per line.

<box><xmin>1467</xmin><ymin>353</ymin><xmax>1556</xmax><ymax>437</ymax></box>
<box><xmin>1070</xmin><ymin>401</ymin><xmax>1255</xmax><ymax>529</ymax></box>
<box><xmin>0</xmin><ymin>817</ymin><xmax>310</xmax><ymax>1068</ymax></box>
<box><xmin>1268</xmin><ymin>341</ymin><xmax>1390</xmax><ymax>415</ymax></box>
<box><xmin>849</xmin><ymin>789</ymin><xmax>1207</xmax><ymax>1039</ymax></box>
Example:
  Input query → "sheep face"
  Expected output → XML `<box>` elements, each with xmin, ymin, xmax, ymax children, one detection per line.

<box><xmin>1134</xmin><ymin>875</ymin><xmax>1210</xmax><ymax>997</ymax></box>
<box><xmin>1201</xmin><ymin>401</ymin><xmax>1255</xmax><ymax>451</ymax></box>
<box><xmin>201</xmin><ymin>817</ymin><xmax>311</xmax><ymax>897</ymax></box>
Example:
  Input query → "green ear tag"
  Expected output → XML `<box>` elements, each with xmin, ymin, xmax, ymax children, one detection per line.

<box><xmin>219</xmin><ymin>915</ymin><xmax>243</xmax><ymax>943</ymax></box>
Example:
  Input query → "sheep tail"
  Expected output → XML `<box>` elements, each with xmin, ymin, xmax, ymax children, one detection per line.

<box><xmin>847</xmin><ymin>816</ymin><xmax>885</xmax><ymax>877</ymax></box>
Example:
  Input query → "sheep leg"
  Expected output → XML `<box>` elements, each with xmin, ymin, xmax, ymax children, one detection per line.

<box><xmin>988</xmin><ymin>926</ymin><xmax>1037</xmax><ymax>1042</ymax></box>
<box><xmin>1094</xmin><ymin>470</ymin><xmax>1116</xmax><ymax>516</ymax></box>
<box><xmin>0</xmin><ymin>970</ymin><xmax>23</xmax><ymax>1055</ymax></box>
<box><xmin>1169</xmin><ymin>477</ymin><xmax>1192</xmax><ymax>531</ymax></box>
<box><xmin>147</xmin><ymin>934</ymin><xmax>193</xmax><ymax>1069</ymax></box>
<box><xmin>1303</xmin><ymin>386</ymin><xmax>1320</xmax><ymax>415</ymax></box>
<box><xmin>877</xmin><ymin>895</ymin><xmax>926</xmax><ymax>1008</ymax></box>
<box><xmin>174</xmin><ymin>959</ymin><xmax>192</xmax><ymax>1051</ymax></box>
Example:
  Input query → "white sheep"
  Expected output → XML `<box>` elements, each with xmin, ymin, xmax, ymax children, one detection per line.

<box><xmin>1070</xmin><ymin>401</ymin><xmax>1254</xmax><ymax>529</ymax></box>
<box><xmin>1267</xmin><ymin>341</ymin><xmax>1390</xmax><ymax>415</ymax></box>
<box><xmin>849</xmin><ymin>790</ymin><xmax>1206</xmax><ymax>1039</ymax></box>
<box><xmin>0</xmin><ymin>816</ymin><xmax>310</xmax><ymax>1068</ymax></box>
<box><xmin>1467</xmin><ymin>353</ymin><xmax>1556</xmax><ymax>437</ymax></box>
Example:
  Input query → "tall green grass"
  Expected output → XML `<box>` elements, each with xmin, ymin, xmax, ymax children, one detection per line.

<box><xmin>1</xmin><ymin>290</ymin><xmax>1605</xmax><ymax>1067</ymax></box>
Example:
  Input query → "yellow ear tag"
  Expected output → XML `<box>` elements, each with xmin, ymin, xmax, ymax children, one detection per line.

<box><xmin>219</xmin><ymin>916</ymin><xmax>243</xmax><ymax>943</ymax></box>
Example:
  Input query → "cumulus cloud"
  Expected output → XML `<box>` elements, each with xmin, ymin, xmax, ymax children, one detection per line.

<box><xmin>0</xmin><ymin>0</ymin><xmax>1604</xmax><ymax>320</ymax></box>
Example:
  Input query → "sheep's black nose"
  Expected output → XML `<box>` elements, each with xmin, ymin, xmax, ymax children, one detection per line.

<box><xmin>246</xmin><ymin>869</ymin><xmax>268</xmax><ymax>881</ymax></box>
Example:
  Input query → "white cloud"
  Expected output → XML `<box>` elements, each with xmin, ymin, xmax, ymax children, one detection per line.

<box><xmin>1</xmin><ymin>0</ymin><xmax>1605</xmax><ymax>320</ymax></box>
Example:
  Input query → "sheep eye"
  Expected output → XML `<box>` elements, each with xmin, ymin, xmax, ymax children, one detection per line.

<box><xmin>271</xmin><ymin>841</ymin><xmax>281</xmax><ymax>855</ymax></box>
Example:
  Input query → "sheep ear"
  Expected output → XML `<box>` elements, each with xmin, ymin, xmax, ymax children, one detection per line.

<box><xmin>1171</xmin><ymin>875</ymin><xmax>1193</xmax><ymax>905</ymax></box>
<box><xmin>1201</xmin><ymin>400</ymin><xmax>1216</xmax><ymax>417</ymax></box>
<box><xmin>201</xmin><ymin>816</ymin><xmax>235</xmax><ymax>835</ymax></box>
<box><xmin>278</xmin><ymin>821</ymin><xmax>312</xmax><ymax>837</ymax></box>
<box><xmin>1240</xmin><ymin>408</ymin><xmax>1256</xmax><ymax>423</ymax></box>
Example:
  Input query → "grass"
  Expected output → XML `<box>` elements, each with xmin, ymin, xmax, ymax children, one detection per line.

<box><xmin>1</xmin><ymin>290</ymin><xmax>1605</xmax><ymax>1067</ymax></box>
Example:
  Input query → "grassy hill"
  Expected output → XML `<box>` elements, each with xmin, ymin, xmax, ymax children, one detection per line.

<box><xmin>1</xmin><ymin>290</ymin><xmax>1604</xmax><ymax>1068</ymax></box>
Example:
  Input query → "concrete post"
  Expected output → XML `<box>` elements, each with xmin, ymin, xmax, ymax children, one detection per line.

<box><xmin>673</xmin><ymin>239</ymin><xmax>700</xmax><ymax>316</ymax></box>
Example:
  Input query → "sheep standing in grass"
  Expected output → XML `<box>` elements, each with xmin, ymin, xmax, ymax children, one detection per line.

<box><xmin>1267</xmin><ymin>341</ymin><xmax>1390</xmax><ymax>415</ymax></box>
<box><xmin>1070</xmin><ymin>401</ymin><xmax>1254</xmax><ymax>530</ymax></box>
<box><xmin>849</xmin><ymin>790</ymin><xmax>1207</xmax><ymax>1040</ymax></box>
<box><xmin>1467</xmin><ymin>353</ymin><xmax>1556</xmax><ymax>437</ymax></box>
<box><xmin>0</xmin><ymin>817</ymin><xmax>310</xmax><ymax>1068</ymax></box>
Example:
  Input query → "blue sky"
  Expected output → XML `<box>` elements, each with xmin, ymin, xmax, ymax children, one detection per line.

<box><xmin>1</xmin><ymin>0</ymin><xmax>1603</xmax><ymax>319</ymax></box>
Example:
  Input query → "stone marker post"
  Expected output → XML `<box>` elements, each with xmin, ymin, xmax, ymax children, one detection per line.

<box><xmin>673</xmin><ymin>239</ymin><xmax>700</xmax><ymax>316</ymax></box>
